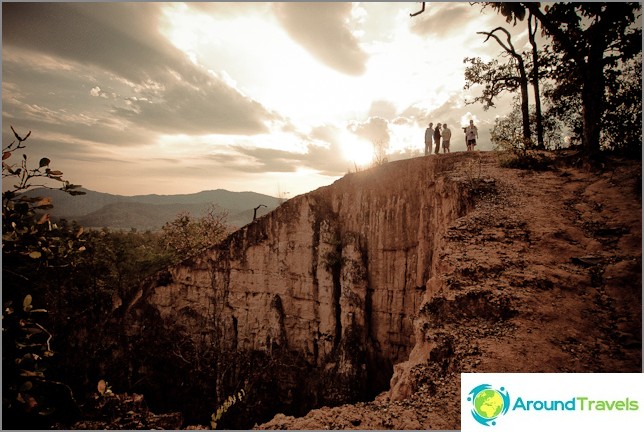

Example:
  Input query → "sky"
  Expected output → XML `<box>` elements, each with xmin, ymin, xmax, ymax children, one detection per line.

<box><xmin>2</xmin><ymin>2</ymin><xmax>525</xmax><ymax>198</ymax></box>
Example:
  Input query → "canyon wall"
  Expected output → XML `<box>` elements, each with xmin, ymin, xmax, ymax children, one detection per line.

<box><xmin>124</xmin><ymin>154</ymin><xmax>477</xmax><ymax>424</ymax></box>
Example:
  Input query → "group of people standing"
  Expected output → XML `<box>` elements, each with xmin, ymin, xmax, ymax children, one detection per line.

<box><xmin>424</xmin><ymin>120</ymin><xmax>478</xmax><ymax>156</ymax></box>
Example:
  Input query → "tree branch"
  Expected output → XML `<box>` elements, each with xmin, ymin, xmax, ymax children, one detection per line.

<box><xmin>34</xmin><ymin>323</ymin><xmax>53</xmax><ymax>352</ymax></box>
<box><xmin>478</xmin><ymin>27</ymin><xmax>521</xmax><ymax>61</ymax></box>
<box><xmin>523</xmin><ymin>3</ymin><xmax>587</xmax><ymax>67</ymax></box>
<box><xmin>410</xmin><ymin>2</ymin><xmax>425</xmax><ymax>17</ymax></box>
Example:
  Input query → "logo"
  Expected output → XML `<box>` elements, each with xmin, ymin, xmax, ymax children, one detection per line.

<box><xmin>462</xmin><ymin>374</ymin><xmax>644</xmax><ymax>431</ymax></box>
<box><xmin>467</xmin><ymin>384</ymin><xmax>510</xmax><ymax>426</ymax></box>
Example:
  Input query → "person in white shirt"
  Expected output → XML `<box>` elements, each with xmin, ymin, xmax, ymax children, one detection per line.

<box><xmin>424</xmin><ymin>123</ymin><xmax>434</xmax><ymax>156</ymax></box>
<box><xmin>464</xmin><ymin>120</ymin><xmax>479</xmax><ymax>152</ymax></box>
<box><xmin>442</xmin><ymin>123</ymin><xmax>452</xmax><ymax>153</ymax></box>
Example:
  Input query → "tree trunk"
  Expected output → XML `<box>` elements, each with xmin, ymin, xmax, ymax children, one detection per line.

<box><xmin>582</xmin><ymin>45</ymin><xmax>605</xmax><ymax>156</ymax></box>
<box><xmin>517</xmin><ymin>57</ymin><xmax>531</xmax><ymax>145</ymax></box>
<box><xmin>528</xmin><ymin>13</ymin><xmax>544</xmax><ymax>149</ymax></box>
<box><xmin>480</xmin><ymin>27</ymin><xmax>532</xmax><ymax>145</ymax></box>
<box><xmin>523</xmin><ymin>3</ymin><xmax>610</xmax><ymax>156</ymax></box>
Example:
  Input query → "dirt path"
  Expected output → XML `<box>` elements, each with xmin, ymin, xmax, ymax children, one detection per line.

<box><xmin>257</xmin><ymin>152</ymin><xmax>641</xmax><ymax>430</ymax></box>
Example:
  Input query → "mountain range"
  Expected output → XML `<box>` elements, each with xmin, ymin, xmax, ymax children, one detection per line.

<box><xmin>21</xmin><ymin>188</ymin><xmax>282</xmax><ymax>231</ymax></box>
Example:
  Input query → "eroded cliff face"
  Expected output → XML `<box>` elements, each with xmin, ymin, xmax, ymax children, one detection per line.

<box><xmin>124</xmin><ymin>154</ymin><xmax>478</xmax><ymax>424</ymax></box>
<box><xmin>255</xmin><ymin>152</ymin><xmax>642</xmax><ymax>431</ymax></box>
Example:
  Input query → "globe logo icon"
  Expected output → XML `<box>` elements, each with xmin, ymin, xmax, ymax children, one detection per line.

<box><xmin>467</xmin><ymin>384</ymin><xmax>510</xmax><ymax>426</ymax></box>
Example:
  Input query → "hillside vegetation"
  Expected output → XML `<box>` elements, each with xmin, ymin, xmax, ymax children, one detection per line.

<box><xmin>20</xmin><ymin>188</ymin><xmax>281</xmax><ymax>230</ymax></box>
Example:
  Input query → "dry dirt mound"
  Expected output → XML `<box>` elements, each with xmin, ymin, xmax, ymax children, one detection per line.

<box><xmin>257</xmin><ymin>151</ymin><xmax>642</xmax><ymax>430</ymax></box>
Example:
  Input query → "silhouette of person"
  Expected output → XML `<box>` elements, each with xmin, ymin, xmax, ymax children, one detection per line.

<box><xmin>433</xmin><ymin>123</ymin><xmax>442</xmax><ymax>154</ymax></box>
<box><xmin>442</xmin><ymin>123</ymin><xmax>452</xmax><ymax>153</ymax></box>
<box><xmin>424</xmin><ymin>122</ymin><xmax>433</xmax><ymax>156</ymax></box>
<box><xmin>465</xmin><ymin>120</ymin><xmax>479</xmax><ymax>151</ymax></box>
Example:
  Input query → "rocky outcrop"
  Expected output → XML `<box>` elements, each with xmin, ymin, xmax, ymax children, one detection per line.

<box><xmin>124</xmin><ymin>153</ymin><xmax>479</xmax><ymax>423</ymax></box>
<box><xmin>256</xmin><ymin>152</ymin><xmax>641</xmax><ymax>430</ymax></box>
<box><xmin>118</xmin><ymin>152</ymin><xmax>642</xmax><ymax>429</ymax></box>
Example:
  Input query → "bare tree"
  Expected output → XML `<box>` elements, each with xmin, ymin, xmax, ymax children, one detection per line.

<box><xmin>478</xmin><ymin>27</ymin><xmax>531</xmax><ymax>144</ymax></box>
<box><xmin>253</xmin><ymin>204</ymin><xmax>267</xmax><ymax>221</ymax></box>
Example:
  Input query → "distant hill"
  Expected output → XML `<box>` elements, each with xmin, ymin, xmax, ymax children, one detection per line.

<box><xmin>21</xmin><ymin>188</ymin><xmax>281</xmax><ymax>231</ymax></box>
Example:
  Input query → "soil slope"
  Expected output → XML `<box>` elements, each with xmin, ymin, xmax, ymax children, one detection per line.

<box><xmin>257</xmin><ymin>151</ymin><xmax>642</xmax><ymax>430</ymax></box>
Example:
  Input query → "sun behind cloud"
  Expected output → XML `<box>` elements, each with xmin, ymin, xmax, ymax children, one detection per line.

<box><xmin>339</xmin><ymin>132</ymin><xmax>375</xmax><ymax>167</ymax></box>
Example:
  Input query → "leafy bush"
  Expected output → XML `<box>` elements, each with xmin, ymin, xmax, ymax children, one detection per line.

<box><xmin>491</xmin><ymin>117</ymin><xmax>554</xmax><ymax>171</ymax></box>
<box><xmin>161</xmin><ymin>204</ymin><xmax>230</xmax><ymax>261</ymax></box>
<box><xmin>496</xmin><ymin>148</ymin><xmax>554</xmax><ymax>171</ymax></box>
<box><xmin>2</xmin><ymin>127</ymin><xmax>86</xmax><ymax>427</ymax></box>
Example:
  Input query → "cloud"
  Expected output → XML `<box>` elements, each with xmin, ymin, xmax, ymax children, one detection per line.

<box><xmin>2</xmin><ymin>94</ymin><xmax>152</xmax><ymax>149</ymax></box>
<box><xmin>108</xmin><ymin>68</ymin><xmax>279</xmax><ymax>135</ymax></box>
<box><xmin>409</xmin><ymin>3</ymin><xmax>520</xmax><ymax>58</ymax></box>
<box><xmin>399</xmin><ymin>105</ymin><xmax>429</xmax><ymax>128</ymax></box>
<box><xmin>208</xmin><ymin>139</ymin><xmax>349</xmax><ymax>178</ymax></box>
<box><xmin>304</xmin><ymin>141</ymin><xmax>353</xmax><ymax>175</ymax></box>
<box><xmin>217</xmin><ymin>122</ymin><xmax>370</xmax><ymax>177</ymax></box>
<box><xmin>426</xmin><ymin>95</ymin><xmax>466</xmax><ymax>129</ymax></box>
<box><xmin>90</xmin><ymin>86</ymin><xmax>109</xmax><ymax>99</ymax></box>
<box><xmin>2</xmin><ymin>2</ymin><xmax>526</xmax><ymax>197</ymax></box>
<box><xmin>214</xmin><ymin>146</ymin><xmax>303</xmax><ymax>174</ymax></box>
<box><xmin>273</xmin><ymin>2</ymin><xmax>368</xmax><ymax>76</ymax></box>
<box><xmin>348</xmin><ymin>117</ymin><xmax>391</xmax><ymax>146</ymax></box>
<box><xmin>368</xmin><ymin>100</ymin><xmax>398</xmax><ymax>120</ymax></box>
<box><xmin>410</xmin><ymin>3</ymin><xmax>472</xmax><ymax>38</ymax></box>
<box><xmin>2</xmin><ymin>2</ymin><xmax>277</xmax><ymax>136</ymax></box>
<box><xmin>4</xmin><ymin>3</ymin><xmax>168</xmax><ymax>83</ymax></box>
<box><xmin>186</xmin><ymin>2</ymin><xmax>270</xmax><ymax>17</ymax></box>
<box><xmin>309</xmin><ymin>124</ymin><xmax>339</xmax><ymax>145</ymax></box>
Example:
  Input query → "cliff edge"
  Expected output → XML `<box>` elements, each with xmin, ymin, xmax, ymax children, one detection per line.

<box><xmin>122</xmin><ymin>151</ymin><xmax>640</xmax><ymax>429</ymax></box>
<box><xmin>256</xmin><ymin>151</ymin><xmax>641</xmax><ymax>430</ymax></box>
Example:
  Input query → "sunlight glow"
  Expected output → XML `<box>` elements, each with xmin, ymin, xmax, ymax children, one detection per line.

<box><xmin>389</xmin><ymin>122</ymin><xmax>421</xmax><ymax>154</ymax></box>
<box><xmin>460</xmin><ymin>112</ymin><xmax>480</xmax><ymax>128</ymax></box>
<box><xmin>340</xmin><ymin>131</ymin><xmax>374</xmax><ymax>166</ymax></box>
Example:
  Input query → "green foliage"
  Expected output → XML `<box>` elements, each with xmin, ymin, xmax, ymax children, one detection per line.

<box><xmin>497</xmin><ymin>150</ymin><xmax>553</xmax><ymax>171</ymax></box>
<box><xmin>484</xmin><ymin>2</ymin><xmax>527</xmax><ymax>24</ymax></box>
<box><xmin>3</xmin><ymin>127</ymin><xmax>236</xmax><ymax>428</ymax></box>
<box><xmin>79</xmin><ymin>228</ymin><xmax>174</xmax><ymax>305</ymax></box>
<box><xmin>463</xmin><ymin>155</ymin><xmax>483</xmax><ymax>186</ymax></box>
<box><xmin>2</xmin><ymin>130</ymin><xmax>86</xmax><ymax>267</ymax></box>
<box><xmin>39</xmin><ymin>215</ymin><xmax>227</xmax><ymax>425</ymax></box>
<box><xmin>492</xmin><ymin>98</ymin><xmax>568</xmax><ymax>151</ymax></box>
<box><xmin>463</xmin><ymin>57</ymin><xmax>520</xmax><ymax>110</ymax></box>
<box><xmin>529</xmin><ymin>2</ymin><xmax>641</xmax><ymax>154</ymax></box>
<box><xmin>161</xmin><ymin>204</ymin><xmax>230</xmax><ymax>261</ymax></box>
<box><xmin>491</xmin><ymin>108</ymin><xmax>554</xmax><ymax>171</ymax></box>
<box><xmin>2</xmin><ymin>127</ymin><xmax>86</xmax><ymax>427</ymax></box>
<box><xmin>601</xmin><ymin>57</ymin><xmax>642</xmax><ymax>157</ymax></box>
<box><xmin>3</xmin><ymin>131</ymin><xmax>228</xmax><ymax>428</ymax></box>
<box><xmin>480</xmin><ymin>2</ymin><xmax>642</xmax><ymax>156</ymax></box>
<box><xmin>211</xmin><ymin>389</ymin><xmax>245</xmax><ymax>429</ymax></box>
<box><xmin>539</xmin><ymin>42</ymin><xmax>643</xmax><ymax>156</ymax></box>
<box><xmin>3</xmin><ymin>294</ymin><xmax>55</xmax><ymax>412</ymax></box>
<box><xmin>3</xmin><ymin>126</ymin><xmax>85</xmax><ymax>197</ymax></box>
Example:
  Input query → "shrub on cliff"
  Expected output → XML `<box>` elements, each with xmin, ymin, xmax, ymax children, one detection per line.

<box><xmin>161</xmin><ymin>204</ymin><xmax>231</xmax><ymax>261</ymax></box>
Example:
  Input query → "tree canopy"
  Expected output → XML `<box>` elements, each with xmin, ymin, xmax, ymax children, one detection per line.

<box><xmin>487</xmin><ymin>2</ymin><xmax>642</xmax><ymax>155</ymax></box>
